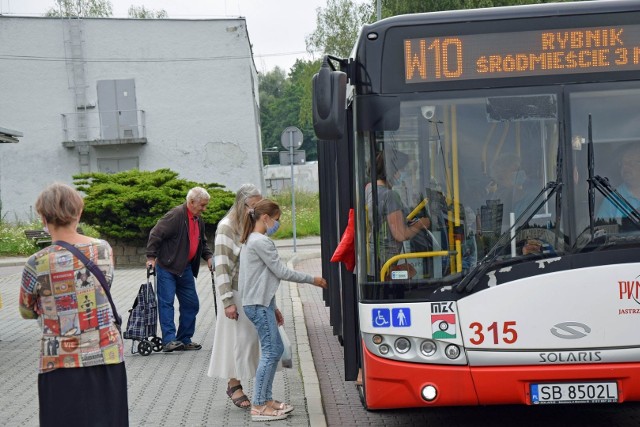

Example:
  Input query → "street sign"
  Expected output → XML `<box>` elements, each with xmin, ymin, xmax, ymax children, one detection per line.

<box><xmin>281</xmin><ymin>126</ymin><xmax>303</xmax><ymax>149</ymax></box>
<box><xmin>279</xmin><ymin>150</ymin><xmax>305</xmax><ymax>165</ymax></box>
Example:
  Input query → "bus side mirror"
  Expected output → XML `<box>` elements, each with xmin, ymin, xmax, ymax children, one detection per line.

<box><xmin>312</xmin><ymin>59</ymin><xmax>347</xmax><ymax>140</ymax></box>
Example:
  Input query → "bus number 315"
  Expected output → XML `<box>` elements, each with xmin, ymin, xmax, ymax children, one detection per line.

<box><xmin>469</xmin><ymin>321</ymin><xmax>519</xmax><ymax>345</ymax></box>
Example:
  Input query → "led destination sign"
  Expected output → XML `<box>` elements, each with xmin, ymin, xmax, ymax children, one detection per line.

<box><xmin>404</xmin><ymin>25</ymin><xmax>640</xmax><ymax>83</ymax></box>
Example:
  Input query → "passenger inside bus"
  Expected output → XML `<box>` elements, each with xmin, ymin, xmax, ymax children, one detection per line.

<box><xmin>365</xmin><ymin>150</ymin><xmax>431</xmax><ymax>279</ymax></box>
<box><xmin>480</xmin><ymin>151</ymin><xmax>555</xmax><ymax>256</ymax></box>
<box><xmin>596</xmin><ymin>143</ymin><xmax>640</xmax><ymax>222</ymax></box>
<box><xmin>484</xmin><ymin>152</ymin><xmax>529</xmax><ymax>231</ymax></box>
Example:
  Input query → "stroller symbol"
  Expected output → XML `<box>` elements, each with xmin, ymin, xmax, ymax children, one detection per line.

<box><xmin>372</xmin><ymin>309</ymin><xmax>390</xmax><ymax>327</ymax></box>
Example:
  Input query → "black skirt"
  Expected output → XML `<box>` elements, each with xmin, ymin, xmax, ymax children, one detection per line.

<box><xmin>38</xmin><ymin>363</ymin><xmax>129</xmax><ymax>427</ymax></box>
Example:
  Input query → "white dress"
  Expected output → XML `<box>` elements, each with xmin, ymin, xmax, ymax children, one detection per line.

<box><xmin>207</xmin><ymin>288</ymin><xmax>260</xmax><ymax>380</ymax></box>
<box><xmin>207</xmin><ymin>217</ymin><xmax>260</xmax><ymax>380</ymax></box>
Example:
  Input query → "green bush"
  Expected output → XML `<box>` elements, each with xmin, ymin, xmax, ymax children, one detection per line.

<box><xmin>73</xmin><ymin>169</ymin><xmax>235</xmax><ymax>242</ymax></box>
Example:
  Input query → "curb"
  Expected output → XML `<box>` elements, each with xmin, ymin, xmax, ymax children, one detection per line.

<box><xmin>287</xmin><ymin>251</ymin><xmax>327</xmax><ymax>427</ymax></box>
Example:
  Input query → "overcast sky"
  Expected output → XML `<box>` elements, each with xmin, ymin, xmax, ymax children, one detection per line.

<box><xmin>0</xmin><ymin>0</ymin><xmax>348</xmax><ymax>73</ymax></box>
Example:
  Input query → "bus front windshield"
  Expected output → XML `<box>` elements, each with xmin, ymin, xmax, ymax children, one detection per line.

<box><xmin>360</xmin><ymin>91</ymin><xmax>563</xmax><ymax>298</ymax></box>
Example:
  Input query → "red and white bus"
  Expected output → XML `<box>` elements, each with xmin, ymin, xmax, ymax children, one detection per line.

<box><xmin>313</xmin><ymin>0</ymin><xmax>640</xmax><ymax>409</ymax></box>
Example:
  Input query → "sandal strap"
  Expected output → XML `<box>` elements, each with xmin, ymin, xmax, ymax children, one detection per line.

<box><xmin>251</xmin><ymin>405</ymin><xmax>286</xmax><ymax>417</ymax></box>
<box><xmin>271</xmin><ymin>400</ymin><xmax>284</xmax><ymax>409</ymax></box>
<box><xmin>232</xmin><ymin>394</ymin><xmax>250</xmax><ymax>405</ymax></box>
<box><xmin>226</xmin><ymin>384</ymin><xmax>243</xmax><ymax>396</ymax></box>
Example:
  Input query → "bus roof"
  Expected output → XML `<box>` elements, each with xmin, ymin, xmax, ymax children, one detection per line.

<box><xmin>361</xmin><ymin>0</ymin><xmax>640</xmax><ymax>35</ymax></box>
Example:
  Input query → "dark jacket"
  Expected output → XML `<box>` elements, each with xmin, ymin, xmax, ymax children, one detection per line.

<box><xmin>146</xmin><ymin>203</ymin><xmax>213</xmax><ymax>277</ymax></box>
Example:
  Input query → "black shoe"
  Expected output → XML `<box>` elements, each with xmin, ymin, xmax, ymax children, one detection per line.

<box><xmin>181</xmin><ymin>342</ymin><xmax>202</xmax><ymax>351</ymax></box>
<box><xmin>162</xmin><ymin>340</ymin><xmax>185</xmax><ymax>352</ymax></box>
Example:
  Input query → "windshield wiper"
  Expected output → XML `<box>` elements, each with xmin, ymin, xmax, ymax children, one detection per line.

<box><xmin>591</xmin><ymin>176</ymin><xmax>640</xmax><ymax>225</ymax></box>
<box><xmin>585</xmin><ymin>115</ymin><xmax>640</xmax><ymax>237</ymax></box>
<box><xmin>456</xmin><ymin>180</ymin><xmax>561</xmax><ymax>293</ymax></box>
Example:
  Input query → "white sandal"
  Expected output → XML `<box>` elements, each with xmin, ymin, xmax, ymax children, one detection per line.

<box><xmin>269</xmin><ymin>400</ymin><xmax>294</xmax><ymax>414</ymax></box>
<box><xmin>251</xmin><ymin>405</ymin><xmax>288</xmax><ymax>422</ymax></box>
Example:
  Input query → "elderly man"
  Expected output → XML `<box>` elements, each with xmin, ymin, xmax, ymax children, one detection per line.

<box><xmin>146</xmin><ymin>187</ymin><xmax>214</xmax><ymax>352</ymax></box>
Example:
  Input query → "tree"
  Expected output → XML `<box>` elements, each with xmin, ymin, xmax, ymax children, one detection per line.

<box><xmin>45</xmin><ymin>0</ymin><xmax>113</xmax><ymax>17</ymax></box>
<box><xmin>128</xmin><ymin>5</ymin><xmax>168</xmax><ymax>19</ymax></box>
<box><xmin>259</xmin><ymin>60</ymin><xmax>323</xmax><ymax>164</ymax></box>
<box><xmin>306</xmin><ymin>0</ymin><xmax>588</xmax><ymax>60</ymax></box>
<box><xmin>73</xmin><ymin>169</ymin><xmax>234</xmax><ymax>242</ymax></box>
<box><xmin>259</xmin><ymin>67</ymin><xmax>290</xmax><ymax>165</ymax></box>
<box><xmin>306</xmin><ymin>0</ymin><xmax>373</xmax><ymax>58</ymax></box>
<box><xmin>289</xmin><ymin>59</ymin><xmax>323</xmax><ymax>162</ymax></box>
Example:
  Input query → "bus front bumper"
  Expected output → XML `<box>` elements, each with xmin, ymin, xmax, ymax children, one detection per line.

<box><xmin>362</xmin><ymin>345</ymin><xmax>640</xmax><ymax>409</ymax></box>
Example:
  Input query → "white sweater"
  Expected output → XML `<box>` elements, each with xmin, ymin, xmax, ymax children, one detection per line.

<box><xmin>239</xmin><ymin>232</ymin><xmax>314</xmax><ymax>307</ymax></box>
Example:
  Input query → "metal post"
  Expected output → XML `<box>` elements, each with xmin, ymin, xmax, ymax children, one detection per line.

<box><xmin>289</xmin><ymin>132</ymin><xmax>297</xmax><ymax>252</ymax></box>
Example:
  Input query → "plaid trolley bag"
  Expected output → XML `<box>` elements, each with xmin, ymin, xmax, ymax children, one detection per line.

<box><xmin>123</xmin><ymin>266</ymin><xmax>162</xmax><ymax>355</ymax></box>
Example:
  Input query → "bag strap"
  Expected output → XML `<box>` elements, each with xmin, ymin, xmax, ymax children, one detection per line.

<box><xmin>53</xmin><ymin>240</ymin><xmax>121</xmax><ymax>326</ymax></box>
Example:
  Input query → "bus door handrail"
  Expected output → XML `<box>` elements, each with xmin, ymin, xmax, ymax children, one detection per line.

<box><xmin>380</xmin><ymin>250</ymin><xmax>454</xmax><ymax>280</ymax></box>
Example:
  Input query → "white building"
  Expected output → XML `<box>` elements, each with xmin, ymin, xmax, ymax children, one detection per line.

<box><xmin>0</xmin><ymin>16</ymin><xmax>264</xmax><ymax>221</ymax></box>
<box><xmin>263</xmin><ymin>162</ymin><xmax>319</xmax><ymax>195</ymax></box>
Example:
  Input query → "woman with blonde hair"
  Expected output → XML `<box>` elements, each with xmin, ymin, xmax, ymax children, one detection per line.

<box><xmin>19</xmin><ymin>182</ymin><xmax>128</xmax><ymax>426</ymax></box>
<box><xmin>207</xmin><ymin>184</ymin><xmax>262</xmax><ymax>408</ymax></box>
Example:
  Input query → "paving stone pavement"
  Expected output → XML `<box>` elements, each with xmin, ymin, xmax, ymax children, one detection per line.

<box><xmin>5</xmin><ymin>247</ymin><xmax>640</xmax><ymax>427</ymax></box>
<box><xmin>0</xmin><ymin>250</ymin><xmax>323</xmax><ymax>427</ymax></box>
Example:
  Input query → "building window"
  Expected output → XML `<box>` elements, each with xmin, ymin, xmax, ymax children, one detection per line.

<box><xmin>97</xmin><ymin>157</ymin><xmax>139</xmax><ymax>174</ymax></box>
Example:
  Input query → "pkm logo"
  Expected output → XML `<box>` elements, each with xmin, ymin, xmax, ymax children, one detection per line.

<box><xmin>618</xmin><ymin>277</ymin><xmax>640</xmax><ymax>305</ymax></box>
<box><xmin>430</xmin><ymin>302</ymin><xmax>454</xmax><ymax>314</ymax></box>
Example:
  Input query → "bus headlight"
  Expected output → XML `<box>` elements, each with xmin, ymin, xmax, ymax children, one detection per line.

<box><xmin>379</xmin><ymin>344</ymin><xmax>390</xmax><ymax>355</ymax></box>
<box><xmin>444</xmin><ymin>344</ymin><xmax>461</xmax><ymax>359</ymax></box>
<box><xmin>394</xmin><ymin>337</ymin><xmax>411</xmax><ymax>354</ymax></box>
<box><xmin>420</xmin><ymin>339</ymin><xmax>437</xmax><ymax>357</ymax></box>
<box><xmin>372</xmin><ymin>334</ymin><xmax>383</xmax><ymax>345</ymax></box>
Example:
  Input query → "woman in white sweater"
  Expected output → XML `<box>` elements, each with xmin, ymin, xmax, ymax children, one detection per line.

<box><xmin>239</xmin><ymin>199</ymin><xmax>327</xmax><ymax>422</ymax></box>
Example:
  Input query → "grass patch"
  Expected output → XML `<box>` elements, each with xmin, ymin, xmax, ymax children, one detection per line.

<box><xmin>0</xmin><ymin>220</ymin><xmax>102</xmax><ymax>256</ymax></box>
<box><xmin>0</xmin><ymin>221</ymin><xmax>40</xmax><ymax>255</ymax></box>
<box><xmin>269</xmin><ymin>191</ymin><xmax>320</xmax><ymax>239</ymax></box>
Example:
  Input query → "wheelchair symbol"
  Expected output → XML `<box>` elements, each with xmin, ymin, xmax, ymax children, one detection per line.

<box><xmin>372</xmin><ymin>309</ymin><xmax>390</xmax><ymax>327</ymax></box>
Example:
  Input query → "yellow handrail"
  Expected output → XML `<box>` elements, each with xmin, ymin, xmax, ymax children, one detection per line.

<box><xmin>406</xmin><ymin>198</ymin><xmax>428</xmax><ymax>221</ymax></box>
<box><xmin>380</xmin><ymin>250</ymin><xmax>451</xmax><ymax>280</ymax></box>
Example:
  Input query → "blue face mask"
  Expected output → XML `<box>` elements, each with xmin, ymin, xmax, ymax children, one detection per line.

<box><xmin>266</xmin><ymin>219</ymin><xmax>280</xmax><ymax>236</ymax></box>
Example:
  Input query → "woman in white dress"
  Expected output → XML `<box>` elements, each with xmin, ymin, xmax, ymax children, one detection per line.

<box><xmin>207</xmin><ymin>184</ymin><xmax>262</xmax><ymax>408</ymax></box>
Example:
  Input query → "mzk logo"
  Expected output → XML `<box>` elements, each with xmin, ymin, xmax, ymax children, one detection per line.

<box><xmin>430</xmin><ymin>302</ymin><xmax>456</xmax><ymax>338</ymax></box>
<box><xmin>430</xmin><ymin>302</ymin><xmax>455</xmax><ymax>313</ymax></box>
<box><xmin>431</xmin><ymin>314</ymin><xmax>456</xmax><ymax>339</ymax></box>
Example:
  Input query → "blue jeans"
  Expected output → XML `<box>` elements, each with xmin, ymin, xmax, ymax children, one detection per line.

<box><xmin>244</xmin><ymin>300</ymin><xmax>283</xmax><ymax>406</ymax></box>
<box><xmin>156</xmin><ymin>264</ymin><xmax>199</xmax><ymax>345</ymax></box>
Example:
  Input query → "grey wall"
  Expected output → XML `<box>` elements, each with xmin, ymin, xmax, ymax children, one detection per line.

<box><xmin>0</xmin><ymin>17</ymin><xmax>264</xmax><ymax>221</ymax></box>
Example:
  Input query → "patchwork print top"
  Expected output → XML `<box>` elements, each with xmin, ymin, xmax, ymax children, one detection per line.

<box><xmin>19</xmin><ymin>240</ymin><xmax>124</xmax><ymax>373</ymax></box>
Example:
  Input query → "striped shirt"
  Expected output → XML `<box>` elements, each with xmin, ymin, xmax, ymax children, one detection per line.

<box><xmin>214</xmin><ymin>217</ymin><xmax>241</xmax><ymax>308</ymax></box>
